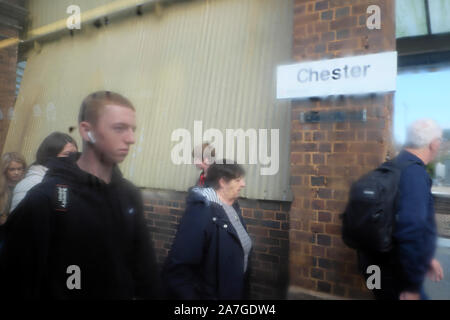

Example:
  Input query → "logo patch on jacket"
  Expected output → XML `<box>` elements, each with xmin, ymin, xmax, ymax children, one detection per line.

<box><xmin>55</xmin><ymin>184</ymin><xmax>69</xmax><ymax>212</ymax></box>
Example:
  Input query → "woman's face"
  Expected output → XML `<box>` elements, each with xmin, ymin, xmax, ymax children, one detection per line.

<box><xmin>57</xmin><ymin>143</ymin><xmax>78</xmax><ymax>157</ymax></box>
<box><xmin>220</xmin><ymin>176</ymin><xmax>246</xmax><ymax>202</ymax></box>
<box><xmin>5</xmin><ymin>161</ymin><xmax>25</xmax><ymax>184</ymax></box>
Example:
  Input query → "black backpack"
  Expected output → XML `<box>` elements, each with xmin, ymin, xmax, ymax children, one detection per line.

<box><xmin>341</xmin><ymin>158</ymin><xmax>419</xmax><ymax>253</ymax></box>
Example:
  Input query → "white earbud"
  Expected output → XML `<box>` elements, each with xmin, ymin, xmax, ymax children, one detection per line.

<box><xmin>87</xmin><ymin>131</ymin><xmax>96</xmax><ymax>144</ymax></box>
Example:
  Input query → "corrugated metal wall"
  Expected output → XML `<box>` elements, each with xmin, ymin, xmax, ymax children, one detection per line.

<box><xmin>27</xmin><ymin>0</ymin><xmax>130</xmax><ymax>30</ymax></box>
<box><xmin>4</xmin><ymin>0</ymin><xmax>293</xmax><ymax>201</ymax></box>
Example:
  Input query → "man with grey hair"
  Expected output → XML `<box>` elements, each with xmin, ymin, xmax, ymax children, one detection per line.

<box><xmin>360</xmin><ymin>118</ymin><xmax>444</xmax><ymax>300</ymax></box>
<box><xmin>405</xmin><ymin>118</ymin><xmax>443</xmax><ymax>157</ymax></box>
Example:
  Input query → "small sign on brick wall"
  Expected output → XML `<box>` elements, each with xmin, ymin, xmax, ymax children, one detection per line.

<box><xmin>277</xmin><ymin>51</ymin><xmax>397</xmax><ymax>99</ymax></box>
<box><xmin>300</xmin><ymin>109</ymin><xmax>367</xmax><ymax>123</ymax></box>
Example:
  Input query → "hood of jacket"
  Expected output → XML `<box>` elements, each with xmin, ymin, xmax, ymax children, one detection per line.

<box><xmin>25</xmin><ymin>164</ymin><xmax>48</xmax><ymax>178</ymax></box>
<box><xmin>187</xmin><ymin>186</ymin><xmax>242</xmax><ymax>213</ymax></box>
<box><xmin>44</xmin><ymin>152</ymin><xmax>124</xmax><ymax>188</ymax></box>
<box><xmin>187</xmin><ymin>186</ymin><xmax>222</xmax><ymax>206</ymax></box>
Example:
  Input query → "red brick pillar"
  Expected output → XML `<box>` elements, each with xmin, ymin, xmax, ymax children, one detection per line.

<box><xmin>0</xmin><ymin>25</ymin><xmax>19</xmax><ymax>154</ymax></box>
<box><xmin>0</xmin><ymin>0</ymin><xmax>25</xmax><ymax>153</ymax></box>
<box><xmin>288</xmin><ymin>0</ymin><xmax>395</xmax><ymax>299</ymax></box>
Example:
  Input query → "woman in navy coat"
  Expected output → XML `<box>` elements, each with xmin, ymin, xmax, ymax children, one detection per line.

<box><xmin>163</xmin><ymin>161</ymin><xmax>252</xmax><ymax>299</ymax></box>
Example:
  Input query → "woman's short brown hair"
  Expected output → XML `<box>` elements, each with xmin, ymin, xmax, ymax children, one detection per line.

<box><xmin>205</xmin><ymin>160</ymin><xmax>245</xmax><ymax>190</ymax></box>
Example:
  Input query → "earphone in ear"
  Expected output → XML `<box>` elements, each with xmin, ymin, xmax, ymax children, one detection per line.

<box><xmin>87</xmin><ymin>131</ymin><xmax>96</xmax><ymax>144</ymax></box>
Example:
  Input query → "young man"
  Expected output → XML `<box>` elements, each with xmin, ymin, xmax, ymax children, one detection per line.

<box><xmin>358</xmin><ymin>118</ymin><xmax>444</xmax><ymax>300</ymax></box>
<box><xmin>0</xmin><ymin>91</ymin><xmax>160</xmax><ymax>299</ymax></box>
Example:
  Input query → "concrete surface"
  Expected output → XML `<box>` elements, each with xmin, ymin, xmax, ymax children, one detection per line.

<box><xmin>424</xmin><ymin>237</ymin><xmax>450</xmax><ymax>300</ymax></box>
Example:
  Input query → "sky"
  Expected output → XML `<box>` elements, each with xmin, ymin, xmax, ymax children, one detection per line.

<box><xmin>394</xmin><ymin>67</ymin><xmax>450</xmax><ymax>145</ymax></box>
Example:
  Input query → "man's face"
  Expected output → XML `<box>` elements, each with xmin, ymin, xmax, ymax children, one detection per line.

<box><xmin>6</xmin><ymin>161</ymin><xmax>25</xmax><ymax>184</ymax></box>
<box><xmin>91</xmin><ymin>104</ymin><xmax>136</xmax><ymax>164</ymax></box>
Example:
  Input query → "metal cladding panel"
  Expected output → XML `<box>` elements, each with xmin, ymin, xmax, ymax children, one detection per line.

<box><xmin>27</xmin><ymin>0</ymin><xmax>135</xmax><ymax>30</ymax></box>
<box><xmin>5</xmin><ymin>0</ymin><xmax>293</xmax><ymax>201</ymax></box>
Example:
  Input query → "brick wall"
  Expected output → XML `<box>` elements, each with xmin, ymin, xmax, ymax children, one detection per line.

<box><xmin>0</xmin><ymin>0</ymin><xmax>26</xmax><ymax>154</ymax></box>
<box><xmin>142</xmin><ymin>188</ymin><xmax>291</xmax><ymax>299</ymax></box>
<box><xmin>0</xmin><ymin>25</ymin><xmax>19</xmax><ymax>154</ymax></box>
<box><xmin>289</xmin><ymin>0</ymin><xmax>395</xmax><ymax>299</ymax></box>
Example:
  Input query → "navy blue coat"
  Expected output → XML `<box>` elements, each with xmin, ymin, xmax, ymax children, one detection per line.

<box><xmin>358</xmin><ymin>150</ymin><xmax>437</xmax><ymax>296</ymax></box>
<box><xmin>162</xmin><ymin>187</ymin><xmax>251</xmax><ymax>300</ymax></box>
<box><xmin>393</xmin><ymin>150</ymin><xmax>437</xmax><ymax>292</ymax></box>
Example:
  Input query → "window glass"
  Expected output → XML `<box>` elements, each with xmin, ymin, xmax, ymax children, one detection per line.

<box><xmin>394</xmin><ymin>67</ymin><xmax>450</xmax><ymax>189</ymax></box>
<box><xmin>429</xmin><ymin>0</ymin><xmax>450</xmax><ymax>34</ymax></box>
<box><xmin>16</xmin><ymin>61</ymin><xmax>26</xmax><ymax>96</ymax></box>
<box><xmin>396</xmin><ymin>0</ymin><xmax>428</xmax><ymax>38</ymax></box>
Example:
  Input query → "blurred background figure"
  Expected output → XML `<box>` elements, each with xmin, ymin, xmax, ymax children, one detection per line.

<box><xmin>192</xmin><ymin>142</ymin><xmax>215</xmax><ymax>187</ymax></box>
<box><xmin>0</xmin><ymin>152</ymin><xmax>26</xmax><ymax>225</ymax></box>
<box><xmin>9</xmin><ymin>132</ymin><xmax>78</xmax><ymax>213</ymax></box>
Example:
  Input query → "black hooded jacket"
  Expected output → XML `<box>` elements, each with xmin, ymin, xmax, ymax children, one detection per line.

<box><xmin>0</xmin><ymin>153</ymin><xmax>160</xmax><ymax>299</ymax></box>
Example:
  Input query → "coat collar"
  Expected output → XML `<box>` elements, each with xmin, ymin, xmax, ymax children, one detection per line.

<box><xmin>188</xmin><ymin>187</ymin><xmax>246</xmax><ymax>243</ymax></box>
<box><xmin>210</xmin><ymin>202</ymin><xmax>243</xmax><ymax>245</ymax></box>
<box><xmin>397</xmin><ymin>150</ymin><xmax>425</xmax><ymax>167</ymax></box>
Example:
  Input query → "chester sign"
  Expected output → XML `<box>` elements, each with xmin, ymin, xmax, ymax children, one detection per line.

<box><xmin>277</xmin><ymin>51</ymin><xmax>397</xmax><ymax>99</ymax></box>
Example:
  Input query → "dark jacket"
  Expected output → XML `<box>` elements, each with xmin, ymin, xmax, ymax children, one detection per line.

<box><xmin>162</xmin><ymin>187</ymin><xmax>251</xmax><ymax>300</ymax></box>
<box><xmin>0</xmin><ymin>153</ymin><xmax>160</xmax><ymax>299</ymax></box>
<box><xmin>358</xmin><ymin>150</ymin><xmax>437</xmax><ymax>294</ymax></box>
<box><xmin>392</xmin><ymin>150</ymin><xmax>437</xmax><ymax>292</ymax></box>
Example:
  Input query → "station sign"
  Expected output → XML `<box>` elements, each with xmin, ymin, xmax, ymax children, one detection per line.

<box><xmin>277</xmin><ymin>51</ymin><xmax>397</xmax><ymax>99</ymax></box>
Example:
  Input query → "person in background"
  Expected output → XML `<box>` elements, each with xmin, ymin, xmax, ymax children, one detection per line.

<box><xmin>163</xmin><ymin>161</ymin><xmax>252</xmax><ymax>299</ymax></box>
<box><xmin>358</xmin><ymin>118</ymin><xmax>444</xmax><ymax>300</ymax></box>
<box><xmin>9</xmin><ymin>132</ymin><xmax>78</xmax><ymax>213</ymax></box>
<box><xmin>192</xmin><ymin>143</ymin><xmax>215</xmax><ymax>187</ymax></box>
<box><xmin>0</xmin><ymin>153</ymin><xmax>26</xmax><ymax>225</ymax></box>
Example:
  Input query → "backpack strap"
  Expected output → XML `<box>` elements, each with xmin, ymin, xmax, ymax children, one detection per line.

<box><xmin>390</xmin><ymin>157</ymin><xmax>423</xmax><ymax>229</ymax></box>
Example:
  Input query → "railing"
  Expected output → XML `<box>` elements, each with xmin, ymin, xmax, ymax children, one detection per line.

<box><xmin>433</xmin><ymin>193</ymin><xmax>450</xmax><ymax>238</ymax></box>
